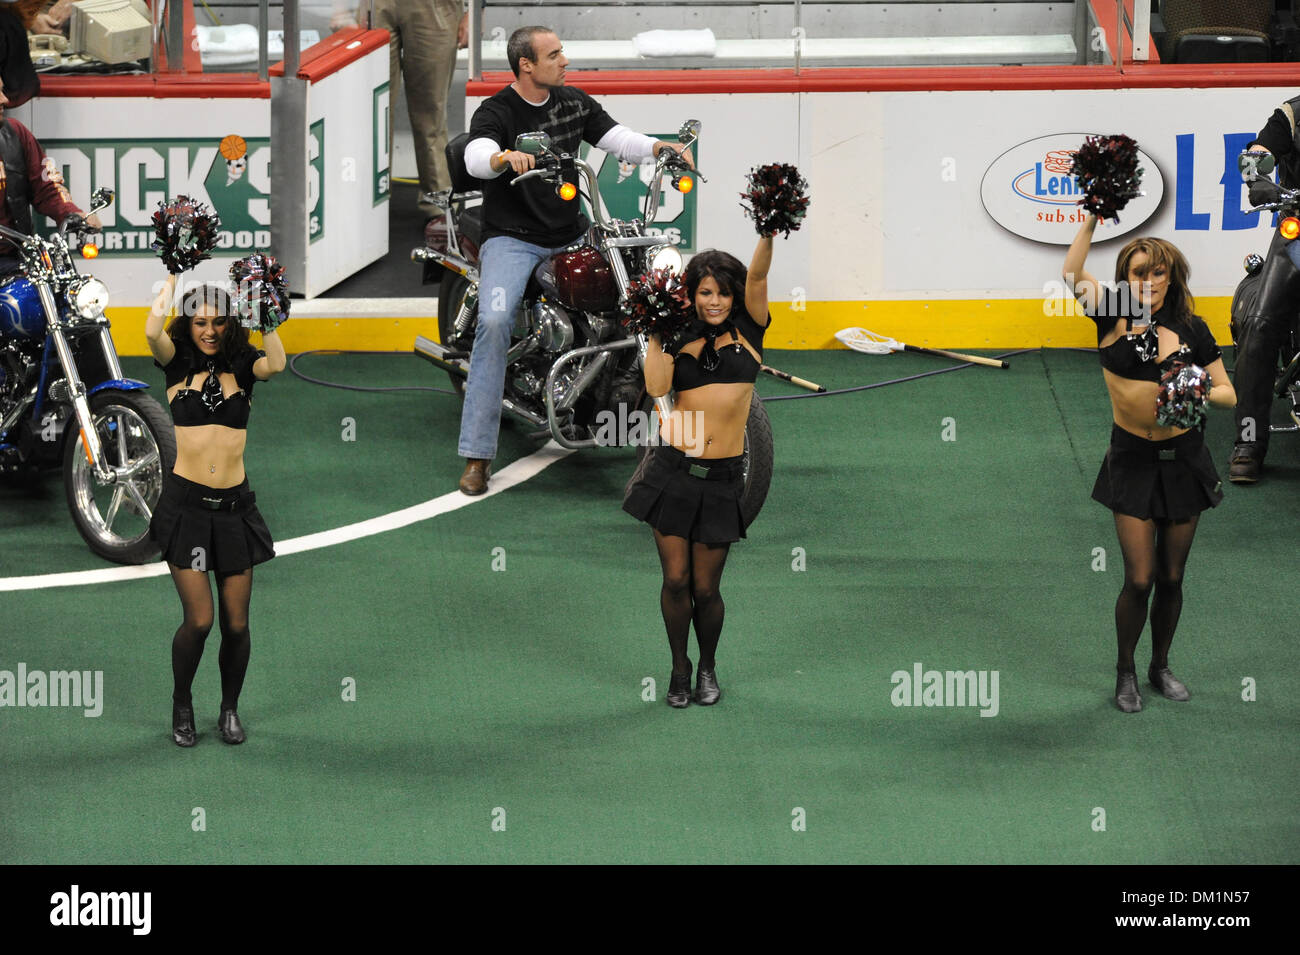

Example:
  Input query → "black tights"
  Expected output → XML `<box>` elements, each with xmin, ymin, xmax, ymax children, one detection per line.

<box><xmin>1112</xmin><ymin>514</ymin><xmax>1199</xmax><ymax>671</ymax></box>
<box><xmin>169</xmin><ymin>565</ymin><xmax>253</xmax><ymax>711</ymax></box>
<box><xmin>653</xmin><ymin>530</ymin><xmax>731</xmax><ymax>675</ymax></box>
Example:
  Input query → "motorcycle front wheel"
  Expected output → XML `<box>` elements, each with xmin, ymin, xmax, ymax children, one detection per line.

<box><xmin>63</xmin><ymin>390</ymin><xmax>177</xmax><ymax>565</ymax></box>
<box><xmin>632</xmin><ymin>390</ymin><xmax>775</xmax><ymax>529</ymax></box>
<box><xmin>438</xmin><ymin>273</ymin><xmax>474</xmax><ymax>398</ymax></box>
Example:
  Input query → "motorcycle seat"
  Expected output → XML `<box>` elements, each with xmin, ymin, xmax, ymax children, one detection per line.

<box><xmin>459</xmin><ymin>205</ymin><xmax>483</xmax><ymax>248</ymax></box>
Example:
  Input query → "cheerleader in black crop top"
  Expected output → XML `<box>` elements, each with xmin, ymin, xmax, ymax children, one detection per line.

<box><xmin>144</xmin><ymin>272</ymin><xmax>287</xmax><ymax>746</ymax></box>
<box><xmin>1063</xmin><ymin>215</ymin><xmax>1237</xmax><ymax>714</ymax></box>
<box><xmin>624</xmin><ymin>236</ymin><xmax>775</xmax><ymax>708</ymax></box>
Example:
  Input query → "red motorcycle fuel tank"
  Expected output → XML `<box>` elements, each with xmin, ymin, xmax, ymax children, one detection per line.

<box><xmin>550</xmin><ymin>245</ymin><xmax>618</xmax><ymax>312</ymax></box>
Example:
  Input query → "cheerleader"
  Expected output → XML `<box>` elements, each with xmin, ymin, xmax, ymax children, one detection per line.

<box><xmin>623</xmin><ymin>234</ymin><xmax>773</xmax><ymax>707</ymax></box>
<box><xmin>145</xmin><ymin>268</ymin><xmax>286</xmax><ymax>745</ymax></box>
<box><xmin>1064</xmin><ymin>213</ymin><xmax>1236</xmax><ymax>712</ymax></box>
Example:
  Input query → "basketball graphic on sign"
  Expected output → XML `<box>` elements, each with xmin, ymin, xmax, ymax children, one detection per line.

<box><xmin>221</xmin><ymin>135</ymin><xmax>248</xmax><ymax>186</ymax></box>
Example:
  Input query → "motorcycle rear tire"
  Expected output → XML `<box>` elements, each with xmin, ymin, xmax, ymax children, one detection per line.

<box><xmin>632</xmin><ymin>390</ymin><xmax>774</xmax><ymax>530</ymax></box>
<box><xmin>63</xmin><ymin>390</ymin><xmax>177</xmax><ymax>565</ymax></box>
<box><xmin>438</xmin><ymin>272</ymin><xmax>473</xmax><ymax>399</ymax></box>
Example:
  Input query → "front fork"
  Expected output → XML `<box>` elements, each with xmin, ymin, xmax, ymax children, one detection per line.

<box><xmin>37</xmin><ymin>283</ymin><xmax>114</xmax><ymax>483</ymax></box>
<box><xmin>601</xmin><ymin>237</ymin><xmax>674</xmax><ymax>424</ymax></box>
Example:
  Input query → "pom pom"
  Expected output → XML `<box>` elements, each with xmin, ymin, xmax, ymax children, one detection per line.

<box><xmin>739</xmin><ymin>163</ymin><xmax>809</xmax><ymax>238</ymax></box>
<box><xmin>1070</xmin><ymin>135</ymin><xmax>1144</xmax><ymax>223</ymax></box>
<box><xmin>150</xmin><ymin>196</ymin><xmax>221</xmax><ymax>274</ymax></box>
<box><xmin>229</xmin><ymin>252</ymin><xmax>290</xmax><ymax>332</ymax></box>
<box><xmin>619</xmin><ymin>267</ymin><xmax>692</xmax><ymax>341</ymax></box>
<box><xmin>1156</xmin><ymin>357</ymin><xmax>1210</xmax><ymax>430</ymax></box>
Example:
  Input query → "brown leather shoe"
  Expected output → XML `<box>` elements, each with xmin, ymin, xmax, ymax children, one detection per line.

<box><xmin>458</xmin><ymin>458</ymin><xmax>491</xmax><ymax>495</ymax></box>
<box><xmin>1228</xmin><ymin>452</ymin><xmax>1260</xmax><ymax>484</ymax></box>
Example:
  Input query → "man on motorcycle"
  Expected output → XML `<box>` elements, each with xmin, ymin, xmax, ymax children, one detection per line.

<box><xmin>454</xmin><ymin>25</ymin><xmax>691</xmax><ymax>494</ymax></box>
<box><xmin>0</xmin><ymin>77</ymin><xmax>102</xmax><ymax>271</ymax></box>
<box><xmin>1228</xmin><ymin>93</ymin><xmax>1300</xmax><ymax>484</ymax></box>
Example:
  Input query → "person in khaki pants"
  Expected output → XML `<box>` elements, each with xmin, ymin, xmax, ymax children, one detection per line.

<box><xmin>334</xmin><ymin>1</ymin><xmax>468</xmax><ymax>216</ymax></box>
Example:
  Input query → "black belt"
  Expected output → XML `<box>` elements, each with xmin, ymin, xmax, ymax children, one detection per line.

<box><xmin>167</xmin><ymin>478</ymin><xmax>254</xmax><ymax>512</ymax></box>
<box><xmin>664</xmin><ymin>452</ymin><xmax>743</xmax><ymax>481</ymax></box>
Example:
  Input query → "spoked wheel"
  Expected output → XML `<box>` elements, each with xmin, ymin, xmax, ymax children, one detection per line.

<box><xmin>438</xmin><ymin>273</ymin><xmax>475</xmax><ymax>398</ymax></box>
<box><xmin>63</xmin><ymin>391</ymin><xmax>176</xmax><ymax>564</ymax></box>
<box><xmin>631</xmin><ymin>390</ymin><xmax>775</xmax><ymax>529</ymax></box>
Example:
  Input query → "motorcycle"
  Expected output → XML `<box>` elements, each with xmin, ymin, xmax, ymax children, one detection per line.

<box><xmin>412</xmin><ymin>119</ymin><xmax>774</xmax><ymax>525</ymax></box>
<box><xmin>0</xmin><ymin>187</ymin><xmax>176</xmax><ymax>564</ymax></box>
<box><xmin>1230</xmin><ymin>169</ymin><xmax>1300</xmax><ymax>436</ymax></box>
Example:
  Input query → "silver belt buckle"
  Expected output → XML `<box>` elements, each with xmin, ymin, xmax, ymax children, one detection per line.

<box><xmin>688</xmin><ymin>463</ymin><xmax>710</xmax><ymax>478</ymax></box>
<box><xmin>1158</xmin><ymin>449</ymin><xmax>1177</xmax><ymax>461</ymax></box>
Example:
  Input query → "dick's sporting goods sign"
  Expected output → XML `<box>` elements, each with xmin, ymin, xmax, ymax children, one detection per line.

<box><xmin>580</xmin><ymin>133</ymin><xmax>697</xmax><ymax>251</ymax></box>
<box><xmin>43</xmin><ymin>124</ymin><xmax>326</xmax><ymax>253</ymax></box>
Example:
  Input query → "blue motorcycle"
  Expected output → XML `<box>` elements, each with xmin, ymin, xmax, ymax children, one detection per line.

<box><xmin>0</xmin><ymin>187</ymin><xmax>176</xmax><ymax>564</ymax></box>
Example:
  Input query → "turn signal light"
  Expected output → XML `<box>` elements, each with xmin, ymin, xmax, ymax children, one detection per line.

<box><xmin>557</xmin><ymin>181</ymin><xmax>577</xmax><ymax>201</ymax></box>
<box><xmin>673</xmin><ymin>174</ymin><xmax>694</xmax><ymax>194</ymax></box>
<box><xmin>81</xmin><ymin>244</ymin><xmax>100</xmax><ymax>259</ymax></box>
<box><xmin>1280</xmin><ymin>217</ymin><xmax>1300</xmax><ymax>240</ymax></box>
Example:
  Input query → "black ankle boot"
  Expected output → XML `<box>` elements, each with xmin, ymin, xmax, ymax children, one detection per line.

<box><xmin>217</xmin><ymin>707</ymin><xmax>246</xmax><ymax>744</ymax></box>
<box><xmin>1115</xmin><ymin>667</ymin><xmax>1142</xmax><ymax>713</ymax></box>
<box><xmin>667</xmin><ymin>663</ymin><xmax>692</xmax><ymax>708</ymax></box>
<box><xmin>1148</xmin><ymin>665</ymin><xmax>1190</xmax><ymax>701</ymax></box>
<box><xmin>694</xmin><ymin>666</ymin><xmax>721</xmax><ymax>705</ymax></box>
<box><xmin>172</xmin><ymin>701</ymin><xmax>196</xmax><ymax>747</ymax></box>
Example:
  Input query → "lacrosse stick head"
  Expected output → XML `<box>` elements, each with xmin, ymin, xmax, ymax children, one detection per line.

<box><xmin>835</xmin><ymin>327</ymin><xmax>901</xmax><ymax>355</ymax></box>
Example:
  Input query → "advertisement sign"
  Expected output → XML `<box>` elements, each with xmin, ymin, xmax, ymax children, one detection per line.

<box><xmin>43</xmin><ymin>135</ymin><xmax>274</xmax><ymax>255</ymax></box>
<box><xmin>981</xmin><ymin>134</ymin><xmax>1165</xmax><ymax>243</ymax></box>
<box><xmin>580</xmin><ymin>134</ymin><xmax>698</xmax><ymax>251</ymax></box>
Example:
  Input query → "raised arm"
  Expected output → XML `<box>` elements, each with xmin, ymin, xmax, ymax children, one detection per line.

<box><xmin>1062</xmin><ymin>213</ymin><xmax>1103</xmax><ymax>310</ymax></box>
<box><xmin>642</xmin><ymin>333</ymin><xmax>674</xmax><ymax>399</ymax></box>
<box><xmin>253</xmin><ymin>328</ymin><xmax>287</xmax><ymax>380</ymax></box>
<box><xmin>746</xmin><ymin>235</ymin><xmax>772</xmax><ymax>326</ymax></box>
<box><xmin>145</xmin><ymin>274</ymin><xmax>177</xmax><ymax>367</ymax></box>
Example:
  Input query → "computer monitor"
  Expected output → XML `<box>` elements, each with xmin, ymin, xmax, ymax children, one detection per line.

<box><xmin>69</xmin><ymin>0</ymin><xmax>151</xmax><ymax>66</ymax></box>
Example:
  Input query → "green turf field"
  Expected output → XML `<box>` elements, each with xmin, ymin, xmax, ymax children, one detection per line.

<box><xmin>2</xmin><ymin>348</ymin><xmax>1296</xmax><ymax>864</ymax></box>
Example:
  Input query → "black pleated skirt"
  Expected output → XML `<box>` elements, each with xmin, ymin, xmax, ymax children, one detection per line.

<box><xmin>1092</xmin><ymin>424</ymin><xmax>1223</xmax><ymax>521</ymax></box>
<box><xmin>622</xmin><ymin>444</ymin><xmax>746</xmax><ymax>544</ymax></box>
<box><xmin>149</xmin><ymin>473</ymin><xmax>275</xmax><ymax>574</ymax></box>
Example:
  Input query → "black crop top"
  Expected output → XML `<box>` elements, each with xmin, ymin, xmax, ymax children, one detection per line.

<box><xmin>672</xmin><ymin>308</ymin><xmax>767</xmax><ymax>393</ymax></box>
<box><xmin>1085</xmin><ymin>286</ymin><xmax>1221</xmax><ymax>383</ymax></box>
<box><xmin>155</xmin><ymin>338</ymin><xmax>264</xmax><ymax>430</ymax></box>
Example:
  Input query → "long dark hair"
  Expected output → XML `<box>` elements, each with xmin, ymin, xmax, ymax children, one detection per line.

<box><xmin>166</xmin><ymin>284</ymin><xmax>250</xmax><ymax>360</ymax></box>
<box><xmin>1114</xmin><ymin>236</ymin><xmax>1195</xmax><ymax>322</ymax></box>
<box><xmin>682</xmin><ymin>250</ymin><xmax>748</xmax><ymax>320</ymax></box>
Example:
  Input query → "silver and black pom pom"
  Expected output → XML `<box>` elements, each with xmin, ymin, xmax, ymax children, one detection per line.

<box><xmin>151</xmin><ymin>196</ymin><xmax>221</xmax><ymax>274</ymax></box>
<box><xmin>1156</xmin><ymin>358</ymin><xmax>1211</xmax><ymax>429</ymax></box>
<box><xmin>1070</xmin><ymin>135</ymin><xmax>1144</xmax><ymax>223</ymax></box>
<box><xmin>739</xmin><ymin>163</ymin><xmax>809</xmax><ymax>238</ymax></box>
<box><xmin>229</xmin><ymin>252</ymin><xmax>290</xmax><ymax>333</ymax></box>
<box><xmin>619</xmin><ymin>267</ymin><xmax>692</xmax><ymax>340</ymax></box>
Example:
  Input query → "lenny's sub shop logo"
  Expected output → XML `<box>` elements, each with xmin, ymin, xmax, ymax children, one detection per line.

<box><xmin>981</xmin><ymin>133</ymin><xmax>1164</xmax><ymax>244</ymax></box>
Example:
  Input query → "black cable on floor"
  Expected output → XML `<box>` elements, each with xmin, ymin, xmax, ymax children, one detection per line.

<box><xmin>288</xmin><ymin>349</ymin><xmax>460</xmax><ymax>396</ymax></box>
<box><xmin>760</xmin><ymin>349</ymin><xmax>1038</xmax><ymax>401</ymax></box>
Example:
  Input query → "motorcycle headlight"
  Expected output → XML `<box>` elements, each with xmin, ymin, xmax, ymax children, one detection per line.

<box><xmin>71</xmin><ymin>278</ymin><xmax>110</xmax><ymax>320</ymax></box>
<box><xmin>647</xmin><ymin>244</ymin><xmax>683</xmax><ymax>274</ymax></box>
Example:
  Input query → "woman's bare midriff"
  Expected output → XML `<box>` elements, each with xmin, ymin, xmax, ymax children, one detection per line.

<box><xmin>665</xmin><ymin>381</ymin><xmax>754</xmax><ymax>458</ymax></box>
<box><xmin>168</xmin><ymin>371</ymin><xmax>250</xmax><ymax>487</ymax></box>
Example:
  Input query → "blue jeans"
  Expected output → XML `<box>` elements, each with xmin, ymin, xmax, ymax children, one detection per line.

<box><xmin>457</xmin><ymin>234</ymin><xmax>575</xmax><ymax>459</ymax></box>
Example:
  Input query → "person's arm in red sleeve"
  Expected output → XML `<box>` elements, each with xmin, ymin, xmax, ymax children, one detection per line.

<box><xmin>17</xmin><ymin>120</ymin><xmax>81</xmax><ymax>226</ymax></box>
